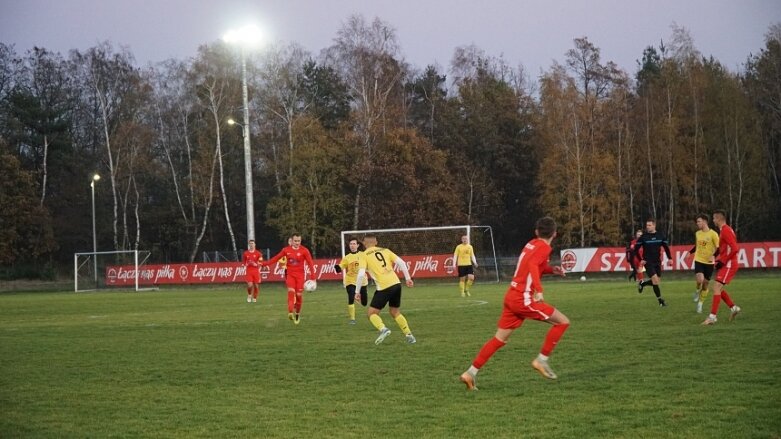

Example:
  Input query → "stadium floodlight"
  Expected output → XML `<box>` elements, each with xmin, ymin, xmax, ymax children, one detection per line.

<box><xmin>90</xmin><ymin>173</ymin><xmax>100</xmax><ymax>284</ymax></box>
<box><xmin>222</xmin><ymin>25</ymin><xmax>263</xmax><ymax>47</ymax></box>
<box><xmin>223</xmin><ymin>24</ymin><xmax>264</xmax><ymax>241</ymax></box>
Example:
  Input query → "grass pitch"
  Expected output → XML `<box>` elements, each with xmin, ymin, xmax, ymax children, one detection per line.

<box><xmin>1</xmin><ymin>274</ymin><xmax>780</xmax><ymax>438</ymax></box>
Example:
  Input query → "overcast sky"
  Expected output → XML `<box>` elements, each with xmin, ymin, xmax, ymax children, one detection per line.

<box><xmin>1</xmin><ymin>0</ymin><xmax>779</xmax><ymax>77</ymax></box>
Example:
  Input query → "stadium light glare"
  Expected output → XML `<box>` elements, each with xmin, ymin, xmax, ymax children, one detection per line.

<box><xmin>222</xmin><ymin>25</ymin><xmax>263</xmax><ymax>47</ymax></box>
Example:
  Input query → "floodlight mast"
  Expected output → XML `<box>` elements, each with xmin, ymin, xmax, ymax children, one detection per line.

<box><xmin>90</xmin><ymin>173</ymin><xmax>100</xmax><ymax>284</ymax></box>
<box><xmin>224</xmin><ymin>25</ymin><xmax>263</xmax><ymax>241</ymax></box>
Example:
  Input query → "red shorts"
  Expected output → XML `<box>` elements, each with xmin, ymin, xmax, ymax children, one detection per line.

<box><xmin>497</xmin><ymin>290</ymin><xmax>556</xmax><ymax>330</ymax></box>
<box><xmin>286</xmin><ymin>272</ymin><xmax>305</xmax><ymax>292</ymax></box>
<box><xmin>246</xmin><ymin>269</ymin><xmax>260</xmax><ymax>284</ymax></box>
<box><xmin>715</xmin><ymin>263</ymin><xmax>738</xmax><ymax>285</ymax></box>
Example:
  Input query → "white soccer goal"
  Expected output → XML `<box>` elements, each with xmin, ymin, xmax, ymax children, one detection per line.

<box><xmin>74</xmin><ymin>250</ymin><xmax>156</xmax><ymax>292</ymax></box>
<box><xmin>340</xmin><ymin>225</ymin><xmax>500</xmax><ymax>282</ymax></box>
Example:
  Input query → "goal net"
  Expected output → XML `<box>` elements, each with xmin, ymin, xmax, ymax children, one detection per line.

<box><xmin>340</xmin><ymin>225</ymin><xmax>499</xmax><ymax>282</ymax></box>
<box><xmin>74</xmin><ymin>250</ymin><xmax>156</xmax><ymax>292</ymax></box>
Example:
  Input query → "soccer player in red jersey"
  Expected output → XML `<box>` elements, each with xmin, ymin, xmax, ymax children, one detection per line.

<box><xmin>626</xmin><ymin>229</ymin><xmax>645</xmax><ymax>282</ymax></box>
<box><xmin>702</xmin><ymin>210</ymin><xmax>742</xmax><ymax>325</ymax></box>
<box><xmin>261</xmin><ymin>234</ymin><xmax>315</xmax><ymax>325</ymax></box>
<box><xmin>242</xmin><ymin>239</ymin><xmax>263</xmax><ymax>303</ymax></box>
<box><xmin>460</xmin><ymin>217</ymin><xmax>569</xmax><ymax>390</ymax></box>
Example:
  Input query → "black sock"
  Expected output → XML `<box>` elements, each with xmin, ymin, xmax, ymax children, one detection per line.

<box><xmin>641</xmin><ymin>280</ymin><xmax>652</xmax><ymax>287</ymax></box>
<box><xmin>652</xmin><ymin>284</ymin><xmax>661</xmax><ymax>298</ymax></box>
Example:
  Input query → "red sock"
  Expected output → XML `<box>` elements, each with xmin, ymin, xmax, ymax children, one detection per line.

<box><xmin>637</xmin><ymin>272</ymin><xmax>644</xmax><ymax>281</ymax></box>
<box><xmin>541</xmin><ymin>323</ymin><xmax>570</xmax><ymax>356</ymax></box>
<box><xmin>253</xmin><ymin>286</ymin><xmax>259</xmax><ymax>299</ymax></box>
<box><xmin>472</xmin><ymin>337</ymin><xmax>506</xmax><ymax>369</ymax></box>
<box><xmin>287</xmin><ymin>291</ymin><xmax>295</xmax><ymax>313</ymax></box>
<box><xmin>711</xmin><ymin>294</ymin><xmax>722</xmax><ymax>315</ymax></box>
<box><xmin>247</xmin><ymin>286</ymin><xmax>252</xmax><ymax>296</ymax></box>
<box><xmin>295</xmin><ymin>292</ymin><xmax>303</xmax><ymax>313</ymax></box>
<box><xmin>721</xmin><ymin>290</ymin><xmax>734</xmax><ymax>308</ymax></box>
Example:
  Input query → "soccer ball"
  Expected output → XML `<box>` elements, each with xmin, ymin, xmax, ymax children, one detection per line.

<box><xmin>580</xmin><ymin>275</ymin><xmax>587</xmax><ymax>281</ymax></box>
<box><xmin>304</xmin><ymin>280</ymin><xmax>317</xmax><ymax>292</ymax></box>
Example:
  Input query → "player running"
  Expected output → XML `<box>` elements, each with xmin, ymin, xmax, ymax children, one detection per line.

<box><xmin>354</xmin><ymin>235</ymin><xmax>416</xmax><ymax>345</ymax></box>
<box><xmin>702</xmin><ymin>210</ymin><xmax>742</xmax><ymax>325</ymax></box>
<box><xmin>688</xmin><ymin>214</ymin><xmax>719</xmax><ymax>313</ymax></box>
<box><xmin>632</xmin><ymin>219</ymin><xmax>672</xmax><ymax>307</ymax></box>
<box><xmin>626</xmin><ymin>229</ymin><xmax>644</xmax><ymax>282</ymax></box>
<box><xmin>460</xmin><ymin>217</ymin><xmax>569</xmax><ymax>390</ymax></box>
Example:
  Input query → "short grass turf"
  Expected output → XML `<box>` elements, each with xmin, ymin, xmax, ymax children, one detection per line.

<box><xmin>1</xmin><ymin>274</ymin><xmax>779</xmax><ymax>438</ymax></box>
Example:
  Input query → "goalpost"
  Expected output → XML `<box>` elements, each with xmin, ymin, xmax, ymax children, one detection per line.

<box><xmin>340</xmin><ymin>225</ymin><xmax>500</xmax><ymax>283</ymax></box>
<box><xmin>74</xmin><ymin>250</ymin><xmax>156</xmax><ymax>292</ymax></box>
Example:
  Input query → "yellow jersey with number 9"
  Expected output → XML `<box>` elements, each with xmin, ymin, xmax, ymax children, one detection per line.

<box><xmin>358</xmin><ymin>246</ymin><xmax>402</xmax><ymax>291</ymax></box>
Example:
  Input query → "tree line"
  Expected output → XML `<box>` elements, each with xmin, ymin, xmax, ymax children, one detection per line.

<box><xmin>1</xmin><ymin>16</ymin><xmax>779</xmax><ymax>277</ymax></box>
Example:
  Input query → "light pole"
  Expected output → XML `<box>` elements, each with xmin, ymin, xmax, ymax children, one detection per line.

<box><xmin>224</xmin><ymin>25</ymin><xmax>262</xmax><ymax>241</ymax></box>
<box><xmin>90</xmin><ymin>173</ymin><xmax>101</xmax><ymax>284</ymax></box>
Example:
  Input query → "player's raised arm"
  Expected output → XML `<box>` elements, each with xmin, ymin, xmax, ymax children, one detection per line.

<box><xmin>261</xmin><ymin>248</ymin><xmax>286</xmax><ymax>267</ymax></box>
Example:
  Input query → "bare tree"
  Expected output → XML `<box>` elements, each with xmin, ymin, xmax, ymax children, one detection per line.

<box><xmin>325</xmin><ymin>14</ymin><xmax>406</xmax><ymax>228</ymax></box>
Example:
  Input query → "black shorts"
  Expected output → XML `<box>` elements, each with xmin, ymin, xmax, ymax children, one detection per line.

<box><xmin>457</xmin><ymin>265</ymin><xmax>474</xmax><ymax>277</ymax></box>
<box><xmin>644</xmin><ymin>262</ymin><xmax>663</xmax><ymax>278</ymax></box>
<box><xmin>370</xmin><ymin>283</ymin><xmax>402</xmax><ymax>310</ymax></box>
<box><xmin>346</xmin><ymin>284</ymin><xmax>368</xmax><ymax>306</ymax></box>
<box><xmin>694</xmin><ymin>261</ymin><xmax>714</xmax><ymax>280</ymax></box>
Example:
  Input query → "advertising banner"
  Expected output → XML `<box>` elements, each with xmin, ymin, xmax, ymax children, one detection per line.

<box><xmin>106</xmin><ymin>254</ymin><xmax>458</xmax><ymax>286</ymax></box>
<box><xmin>560</xmin><ymin>242</ymin><xmax>781</xmax><ymax>273</ymax></box>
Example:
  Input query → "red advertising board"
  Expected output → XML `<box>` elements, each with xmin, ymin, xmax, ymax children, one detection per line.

<box><xmin>560</xmin><ymin>241</ymin><xmax>781</xmax><ymax>273</ymax></box>
<box><xmin>106</xmin><ymin>254</ymin><xmax>458</xmax><ymax>286</ymax></box>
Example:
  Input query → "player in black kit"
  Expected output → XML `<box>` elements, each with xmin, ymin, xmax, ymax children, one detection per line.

<box><xmin>632</xmin><ymin>219</ymin><xmax>672</xmax><ymax>307</ymax></box>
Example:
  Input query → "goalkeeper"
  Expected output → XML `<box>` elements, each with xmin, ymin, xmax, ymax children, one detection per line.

<box><xmin>453</xmin><ymin>234</ymin><xmax>478</xmax><ymax>297</ymax></box>
<box><xmin>334</xmin><ymin>238</ymin><xmax>369</xmax><ymax>325</ymax></box>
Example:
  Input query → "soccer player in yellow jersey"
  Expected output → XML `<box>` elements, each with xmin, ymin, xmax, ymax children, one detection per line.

<box><xmin>453</xmin><ymin>234</ymin><xmax>478</xmax><ymax>297</ymax></box>
<box><xmin>335</xmin><ymin>238</ymin><xmax>368</xmax><ymax>324</ymax></box>
<box><xmin>688</xmin><ymin>214</ymin><xmax>720</xmax><ymax>313</ymax></box>
<box><xmin>354</xmin><ymin>235</ymin><xmax>416</xmax><ymax>345</ymax></box>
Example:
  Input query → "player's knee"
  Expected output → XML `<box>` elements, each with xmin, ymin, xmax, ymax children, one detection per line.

<box><xmin>556</xmin><ymin>314</ymin><xmax>571</xmax><ymax>325</ymax></box>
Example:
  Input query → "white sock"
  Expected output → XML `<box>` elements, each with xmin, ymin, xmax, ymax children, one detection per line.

<box><xmin>709</xmin><ymin>313</ymin><xmax>717</xmax><ymax>319</ymax></box>
<box><xmin>537</xmin><ymin>354</ymin><xmax>549</xmax><ymax>362</ymax></box>
<box><xmin>467</xmin><ymin>366</ymin><xmax>479</xmax><ymax>376</ymax></box>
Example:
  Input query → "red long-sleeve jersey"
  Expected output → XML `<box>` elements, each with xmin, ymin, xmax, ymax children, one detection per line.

<box><xmin>508</xmin><ymin>238</ymin><xmax>554</xmax><ymax>296</ymax></box>
<box><xmin>242</xmin><ymin>250</ymin><xmax>263</xmax><ymax>272</ymax></box>
<box><xmin>263</xmin><ymin>245</ymin><xmax>314</xmax><ymax>277</ymax></box>
<box><xmin>717</xmin><ymin>224</ymin><xmax>739</xmax><ymax>266</ymax></box>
